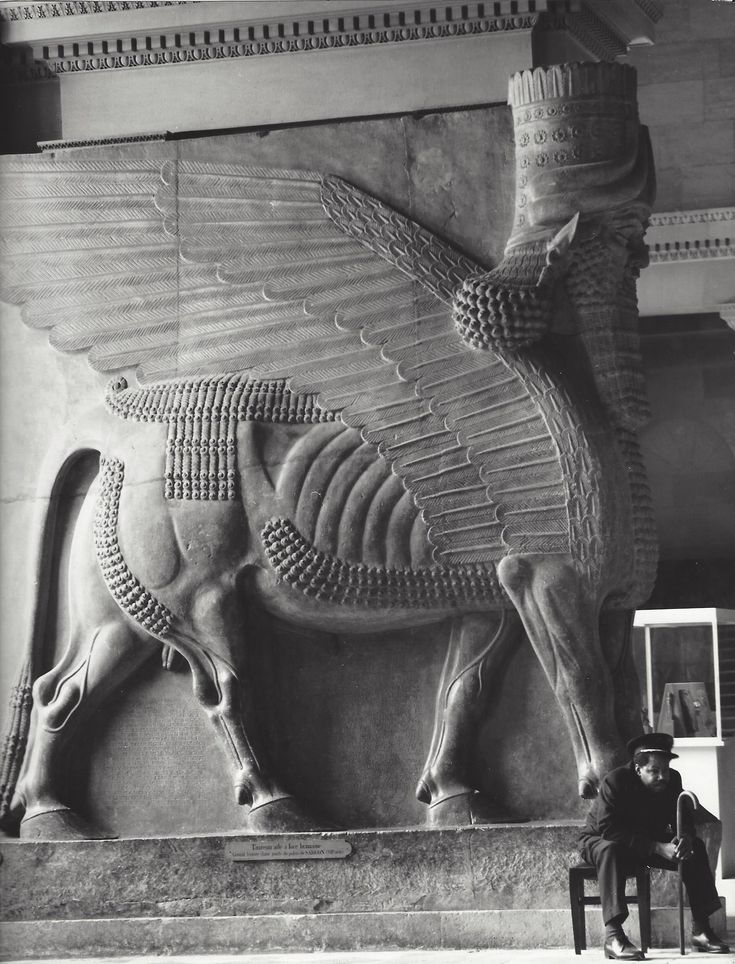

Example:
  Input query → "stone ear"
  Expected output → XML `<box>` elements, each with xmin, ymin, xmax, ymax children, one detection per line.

<box><xmin>546</xmin><ymin>212</ymin><xmax>580</xmax><ymax>263</ymax></box>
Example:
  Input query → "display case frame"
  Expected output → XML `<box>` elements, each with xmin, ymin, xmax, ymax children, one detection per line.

<box><xmin>632</xmin><ymin>607</ymin><xmax>735</xmax><ymax>748</ymax></box>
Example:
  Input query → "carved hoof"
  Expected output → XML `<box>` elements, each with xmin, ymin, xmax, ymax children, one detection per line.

<box><xmin>579</xmin><ymin>777</ymin><xmax>599</xmax><ymax>800</ymax></box>
<box><xmin>245</xmin><ymin>797</ymin><xmax>338</xmax><ymax>834</ymax></box>
<box><xmin>20</xmin><ymin>806</ymin><xmax>116</xmax><ymax>841</ymax></box>
<box><xmin>428</xmin><ymin>790</ymin><xmax>519</xmax><ymax>828</ymax></box>
<box><xmin>415</xmin><ymin>779</ymin><xmax>432</xmax><ymax>805</ymax></box>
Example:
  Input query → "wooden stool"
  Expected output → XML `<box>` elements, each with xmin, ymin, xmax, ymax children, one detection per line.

<box><xmin>569</xmin><ymin>862</ymin><xmax>651</xmax><ymax>955</ymax></box>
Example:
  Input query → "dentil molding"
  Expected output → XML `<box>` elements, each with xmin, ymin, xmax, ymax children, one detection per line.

<box><xmin>639</xmin><ymin>207</ymin><xmax>735</xmax><ymax>318</ymax></box>
<box><xmin>0</xmin><ymin>0</ymin><xmax>661</xmax><ymax>75</ymax></box>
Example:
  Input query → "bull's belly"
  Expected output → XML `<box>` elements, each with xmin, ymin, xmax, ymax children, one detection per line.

<box><xmin>241</xmin><ymin>421</ymin><xmax>435</xmax><ymax>570</ymax></box>
<box><xmin>99</xmin><ymin>419</ymin><xmax>506</xmax><ymax>635</ymax></box>
<box><xmin>246</xmin><ymin>566</ymin><xmax>499</xmax><ymax>633</ymax></box>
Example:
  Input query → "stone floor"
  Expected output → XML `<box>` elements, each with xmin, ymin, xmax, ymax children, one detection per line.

<box><xmin>6</xmin><ymin>937</ymin><xmax>735</xmax><ymax>964</ymax></box>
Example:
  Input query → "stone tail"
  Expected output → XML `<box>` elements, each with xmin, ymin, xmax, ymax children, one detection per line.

<box><xmin>0</xmin><ymin>658</ymin><xmax>33</xmax><ymax>831</ymax></box>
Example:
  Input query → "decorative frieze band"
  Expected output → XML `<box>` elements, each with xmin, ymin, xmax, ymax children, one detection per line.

<box><xmin>0</xmin><ymin>1</ymin><xmax>186</xmax><ymax>20</ymax></box>
<box><xmin>645</xmin><ymin>207</ymin><xmax>735</xmax><ymax>264</ymax></box>
<box><xmin>24</xmin><ymin>2</ymin><xmax>542</xmax><ymax>74</ymax></box>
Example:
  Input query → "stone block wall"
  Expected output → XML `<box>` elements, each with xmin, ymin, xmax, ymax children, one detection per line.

<box><xmin>627</xmin><ymin>0</ymin><xmax>735</xmax><ymax>211</ymax></box>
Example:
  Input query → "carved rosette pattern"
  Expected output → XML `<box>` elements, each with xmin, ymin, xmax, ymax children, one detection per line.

<box><xmin>106</xmin><ymin>374</ymin><xmax>334</xmax><ymax>501</ymax></box>
<box><xmin>507</xmin><ymin>62</ymin><xmax>640</xmax><ymax>241</ymax></box>
<box><xmin>94</xmin><ymin>456</ymin><xmax>173</xmax><ymax>637</ymax></box>
<box><xmin>452</xmin><ymin>65</ymin><xmax>647</xmax><ymax>357</ymax></box>
<box><xmin>33</xmin><ymin>13</ymin><xmax>539</xmax><ymax>73</ymax></box>
<box><xmin>0</xmin><ymin>1</ymin><xmax>184</xmax><ymax>18</ymax></box>
<box><xmin>262</xmin><ymin>518</ymin><xmax>506</xmax><ymax>609</ymax></box>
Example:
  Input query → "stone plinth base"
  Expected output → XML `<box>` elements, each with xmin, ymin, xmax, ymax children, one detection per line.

<box><xmin>0</xmin><ymin>823</ymin><xmax>726</xmax><ymax>959</ymax></box>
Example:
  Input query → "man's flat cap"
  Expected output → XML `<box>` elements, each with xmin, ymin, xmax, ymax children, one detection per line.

<box><xmin>626</xmin><ymin>732</ymin><xmax>678</xmax><ymax>759</ymax></box>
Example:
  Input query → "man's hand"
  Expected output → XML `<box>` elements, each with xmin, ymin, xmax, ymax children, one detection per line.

<box><xmin>654</xmin><ymin>836</ymin><xmax>693</xmax><ymax>862</ymax></box>
<box><xmin>654</xmin><ymin>841</ymin><xmax>678</xmax><ymax>862</ymax></box>
<box><xmin>674</xmin><ymin>834</ymin><xmax>694</xmax><ymax>861</ymax></box>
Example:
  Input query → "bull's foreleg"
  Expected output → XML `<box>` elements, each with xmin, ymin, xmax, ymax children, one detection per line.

<box><xmin>498</xmin><ymin>555</ymin><xmax>626</xmax><ymax>799</ymax></box>
<box><xmin>416</xmin><ymin>610</ymin><xmax>521</xmax><ymax>826</ymax></box>
<box><xmin>599</xmin><ymin>609</ymin><xmax>645</xmax><ymax>745</ymax></box>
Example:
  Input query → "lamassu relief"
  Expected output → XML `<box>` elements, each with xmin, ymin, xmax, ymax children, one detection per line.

<box><xmin>0</xmin><ymin>62</ymin><xmax>658</xmax><ymax>839</ymax></box>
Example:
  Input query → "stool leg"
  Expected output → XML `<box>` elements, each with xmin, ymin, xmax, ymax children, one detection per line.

<box><xmin>569</xmin><ymin>873</ymin><xmax>583</xmax><ymax>955</ymax></box>
<box><xmin>637</xmin><ymin>867</ymin><xmax>651</xmax><ymax>953</ymax></box>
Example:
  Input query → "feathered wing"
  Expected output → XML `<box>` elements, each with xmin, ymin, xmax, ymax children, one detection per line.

<box><xmin>0</xmin><ymin>154</ymin><xmax>570</xmax><ymax>565</ymax></box>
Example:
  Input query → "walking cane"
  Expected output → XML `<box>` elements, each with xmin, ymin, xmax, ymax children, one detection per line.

<box><xmin>677</xmin><ymin>790</ymin><xmax>699</xmax><ymax>955</ymax></box>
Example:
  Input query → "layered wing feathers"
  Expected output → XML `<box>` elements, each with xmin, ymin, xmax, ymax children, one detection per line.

<box><xmin>0</xmin><ymin>154</ymin><xmax>570</xmax><ymax>565</ymax></box>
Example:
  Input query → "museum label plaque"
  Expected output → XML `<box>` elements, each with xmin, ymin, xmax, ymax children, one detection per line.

<box><xmin>226</xmin><ymin>837</ymin><xmax>353</xmax><ymax>861</ymax></box>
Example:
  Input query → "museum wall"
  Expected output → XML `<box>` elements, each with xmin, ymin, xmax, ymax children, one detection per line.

<box><xmin>625</xmin><ymin>0</ymin><xmax>735</xmax><ymax>606</ymax></box>
<box><xmin>627</xmin><ymin>0</ymin><xmax>734</xmax><ymax>213</ymax></box>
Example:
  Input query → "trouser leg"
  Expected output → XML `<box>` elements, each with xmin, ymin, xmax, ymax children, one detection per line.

<box><xmin>647</xmin><ymin>837</ymin><xmax>721</xmax><ymax>924</ymax></box>
<box><xmin>581</xmin><ymin>838</ymin><xmax>639</xmax><ymax>926</ymax></box>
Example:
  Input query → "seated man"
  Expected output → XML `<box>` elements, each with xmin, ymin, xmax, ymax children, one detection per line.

<box><xmin>579</xmin><ymin>732</ymin><xmax>729</xmax><ymax>960</ymax></box>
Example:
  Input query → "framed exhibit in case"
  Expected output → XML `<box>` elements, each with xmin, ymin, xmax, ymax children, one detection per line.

<box><xmin>633</xmin><ymin>608</ymin><xmax>735</xmax><ymax>746</ymax></box>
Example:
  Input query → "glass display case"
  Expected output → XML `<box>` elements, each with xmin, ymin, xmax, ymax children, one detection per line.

<box><xmin>632</xmin><ymin>609</ymin><xmax>735</xmax><ymax>907</ymax></box>
<box><xmin>632</xmin><ymin>608</ymin><xmax>735</xmax><ymax>746</ymax></box>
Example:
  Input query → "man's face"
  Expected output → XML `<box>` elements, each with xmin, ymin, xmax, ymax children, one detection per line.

<box><xmin>636</xmin><ymin>753</ymin><xmax>670</xmax><ymax>792</ymax></box>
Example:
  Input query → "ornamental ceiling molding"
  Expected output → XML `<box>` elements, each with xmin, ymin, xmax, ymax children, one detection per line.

<box><xmin>638</xmin><ymin>207</ymin><xmax>735</xmax><ymax>319</ymax></box>
<box><xmin>8</xmin><ymin>0</ymin><xmax>544</xmax><ymax>74</ymax></box>
<box><xmin>645</xmin><ymin>207</ymin><xmax>735</xmax><ymax>264</ymax></box>
<box><xmin>0</xmin><ymin>0</ymin><xmax>660</xmax><ymax>75</ymax></box>
<box><xmin>0</xmin><ymin>0</ymin><xmax>186</xmax><ymax>19</ymax></box>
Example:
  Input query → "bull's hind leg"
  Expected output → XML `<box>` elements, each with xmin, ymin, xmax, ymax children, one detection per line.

<box><xmin>498</xmin><ymin>555</ymin><xmax>625</xmax><ymax>799</ymax></box>
<box><xmin>171</xmin><ymin>586</ymin><xmax>332</xmax><ymax>833</ymax></box>
<box><xmin>16</xmin><ymin>502</ymin><xmax>157</xmax><ymax>839</ymax></box>
<box><xmin>416</xmin><ymin>610</ymin><xmax>522</xmax><ymax>826</ymax></box>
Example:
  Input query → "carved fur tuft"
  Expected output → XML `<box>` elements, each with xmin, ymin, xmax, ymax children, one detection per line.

<box><xmin>453</xmin><ymin>241</ymin><xmax>552</xmax><ymax>351</ymax></box>
<box><xmin>262</xmin><ymin>518</ymin><xmax>506</xmax><ymax>608</ymax></box>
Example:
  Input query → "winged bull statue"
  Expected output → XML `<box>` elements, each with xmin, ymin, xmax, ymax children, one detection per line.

<box><xmin>0</xmin><ymin>62</ymin><xmax>657</xmax><ymax>839</ymax></box>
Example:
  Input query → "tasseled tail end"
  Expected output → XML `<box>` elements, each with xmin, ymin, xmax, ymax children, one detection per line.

<box><xmin>0</xmin><ymin>659</ymin><xmax>33</xmax><ymax>833</ymax></box>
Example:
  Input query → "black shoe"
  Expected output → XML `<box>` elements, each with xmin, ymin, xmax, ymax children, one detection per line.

<box><xmin>603</xmin><ymin>933</ymin><xmax>646</xmax><ymax>960</ymax></box>
<box><xmin>691</xmin><ymin>926</ymin><xmax>730</xmax><ymax>953</ymax></box>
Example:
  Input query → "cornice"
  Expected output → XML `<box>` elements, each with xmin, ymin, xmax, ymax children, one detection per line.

<box><xmin>39</xmin><ymin>5</ymin><xmax>542</xmax><ymax>75</ymax></box>
<box><xmin>645</xmin><ymin>207</ymin><xmax>735</xmax><ymax>264</ymax></box>
<box><xmin>0</xmin><ymin>0</ymin><xmax>660</xmax><ymax>76</ymax></box>
<box><xmin>638</xmin><ymin>207</ymin><xmax>735</xmax><ymax>319</ymax></box>
<box><xmin>0</xmin><ymin>1</ymin><xmax>186</xmax><ymax>19</ymax></box>
<box><xmin>539</xmin><ymin>3</ymin><xmax>628</xmax><ymax>62</ymax></box>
